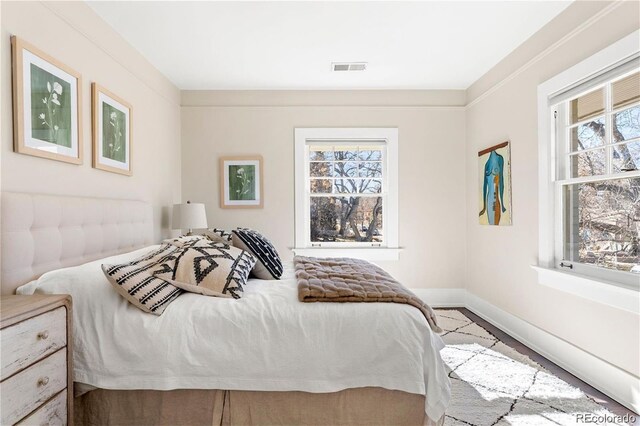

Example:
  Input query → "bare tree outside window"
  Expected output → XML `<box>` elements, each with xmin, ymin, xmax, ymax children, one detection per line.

<box><xmin>563</xmin><ymin>71</ymin><xmax>640</xmax><ymax>273</ymax></box>
<box><xmin>309</xmin><ymin>146</ymin><xmax>384</xmax><ymax>244</ymax></box>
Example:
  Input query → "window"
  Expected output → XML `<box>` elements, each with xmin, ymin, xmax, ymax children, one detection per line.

<box><xmin>308</xmin><ymin>144</ymin><xmax>385</xmax><ymax>244</ymax></box>
<box><xmin>294</xmin><ymin>128</ymin><xmax>399</xmax><ymax>260</ymax></box>
<box><xmin>538</xmin><ymin>31</ymin><xmax>639</xmax><ymax>291</ymax></box>
<box><xmin>555</xmin><ymin>71</ymin><xmax>640</xmax><ymax>279</ymax></box>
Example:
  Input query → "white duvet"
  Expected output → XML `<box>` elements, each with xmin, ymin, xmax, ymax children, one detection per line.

<box><xmin>17</xmin><ymin>246</ymin><xmax>451</xmax><ymax>420</ymax></box>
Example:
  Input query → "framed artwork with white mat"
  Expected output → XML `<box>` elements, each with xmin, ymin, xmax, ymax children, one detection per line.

<box><xmin>11</xmin><ymin>36</ymin><xmax>83</xmax><ymax>165</ymax></box>
<box><xmin>92</xmin><ymin>83</ymin><xmax>133</xmax><ymax>176</ymax></box>
<box><xmin>219</xmin><ymin>155</ymin><xmax>263</xmax><ymax>208</ymax></box>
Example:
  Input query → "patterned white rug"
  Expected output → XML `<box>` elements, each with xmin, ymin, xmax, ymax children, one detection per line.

<box><xmin>437</xmin><ymin>310</ymin><xmax>630</xmax><ymax>426</ymax></box>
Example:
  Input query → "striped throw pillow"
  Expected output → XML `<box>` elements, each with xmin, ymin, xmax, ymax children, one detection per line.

<box><xmin>232</xmin><ymin>228</ymin><xmax>283</xmax><ymax>280</ymax></box>
<box><xmin>102</xmin><ymin>244</ymin><xmax>184</xmax><ymax>315</ymax></box>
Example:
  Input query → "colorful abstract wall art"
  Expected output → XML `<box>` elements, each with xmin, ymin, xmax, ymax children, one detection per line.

<box><xmin>478</xmin><ymin>141</ymin><xmax>512</xmax><ymax>226</ymax></box>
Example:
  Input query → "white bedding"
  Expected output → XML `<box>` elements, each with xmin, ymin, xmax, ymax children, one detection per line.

<box><xmin>17</xmin><ymin>245</ymin><xmax>451</xmax><ymax>420</ymax></box>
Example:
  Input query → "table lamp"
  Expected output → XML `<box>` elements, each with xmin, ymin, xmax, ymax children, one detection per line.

<box><xmin>172</xmin><ymin>201</ymin><xmax>208</xmax><ymax>236</ymax></box>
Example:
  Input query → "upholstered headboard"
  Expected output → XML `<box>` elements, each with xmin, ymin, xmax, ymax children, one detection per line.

<box><xmin>1</xmin><ymin>192</ymin><xmax>154</xmax><ymax>295</ymax></box>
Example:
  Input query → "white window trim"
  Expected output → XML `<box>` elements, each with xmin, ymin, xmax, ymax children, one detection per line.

<box><xmin>535</xmin><ymin>29</ymin><xmax>640</xmax><ymax>311</ymax></box>
<box><xmin>293</xmin><ymin>128</ymin><xmax>400</xmax><ymax>261</ymax></box>
<box><xmin>531</xmin><ymin>265</ymin><xmax>638</xmax><ymax>314</ymax></box>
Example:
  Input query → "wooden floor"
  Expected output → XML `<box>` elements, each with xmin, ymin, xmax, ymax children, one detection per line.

<box><xmin>442</xmin><ymin>308</ymin><xmax>638</xmax><ymax>424</ymax></box>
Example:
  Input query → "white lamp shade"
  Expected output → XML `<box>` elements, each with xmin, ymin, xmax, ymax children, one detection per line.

<box><xmin>172</xmin><ymin>202</ymin><xmax>208</xmax><ymax>230</ymax></box>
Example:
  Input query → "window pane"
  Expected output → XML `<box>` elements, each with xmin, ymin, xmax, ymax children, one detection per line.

<box><xmin>569</xmin><ymin>149</ymin><xmax>605</xmax><ymax>177</ymax></box>
<box><xmin>570</xmin><ymin>88</ymin><xmax>604</xmax><ymax>124</ymax></box>
<box><xmin>334</xmin><ymin>179</ymin><xmax>358</xmax><ymax>193</ymax></box>
<box><xmin>334</xmin><ymin>178</ymin><xmax>382</xmax><ymax>194</ymax></box>
<box><xmin>563</xmin><ymin>177</ymin><xmax>640</xmax><ymax>273</ymax></box>
<box><xmin>358</xmin><ymin>162</ymin><xmax>382</xmax><ymax>178</ymax></box>
<box><xmin>309</xmin><ymin>148</ymin><xmax>334</xmax><ymax>161</ymax></box>
<box><xmin>358</xmin><ymin>149</ymin><xmax>382</xmax><ymax>161</ymax></box>
<box><xmin>310</xmin><ymin>179</ymin><xmax>332</xmax><ymax>194</ymax></box>
<box><xmin>310</xmin><ymin>196</ymin><xmax>383</xmax><ymax>243</ymax></box>
<box><xmin>612</xmin><ymin>71</ymin><xmax>640</xmax><ymax>110</ymax></box>
<box><xmin>361</xmin><ymin>179</ymin><xmax>382</xmax><ymax>193</ymax></box>
<box><xmin>570</xmin><ymin>117</ymin><xmax>604</xmax><ymax>151</ymax></box>
<box><xmin>333</xmin><ymin>161</ymin><xmax>358</xmax><ymax>177</ymax></box>
<box><xmin>613</xmin><ymin>105</ymin><xmax>640</xmax><ymax>142</ymax></box>
<box><xmin>310</xmin><ymin>162</ymin><xmax>332</xmax><ymax>177</ymax></box>
<box><xmin>333</xmin><ymin>149</ymin><xmax>358</xmax><ymax>161</ymax></box>
<box><xmin>612</xmin><ymin>141</ymin><xmax>640</xmax><ymax>173</ymax></box>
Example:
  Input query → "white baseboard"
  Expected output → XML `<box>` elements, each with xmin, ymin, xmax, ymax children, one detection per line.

<box><xmin>411</xmin><ymin>288</ymin><xmax>466</xmax><ymax>308</ymax></box>
<box><xmin>412</xmin><ymin>288</ymin><xmax>639</xmax><ymax>414</ymax></box>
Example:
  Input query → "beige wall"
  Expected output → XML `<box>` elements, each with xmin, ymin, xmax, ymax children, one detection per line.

<box><xmin>181</xmin><ymin>91</ymin><xmax>466</xmax><ymax>289</ymax></box>
<box><xmin>465</xmin><ymin>0</ymin><xmax>640</xmax><ymax>377</ymax></box>
<box><xmin>0</xmin><ymin>1</ymin><xmax>182</xmax><ymax>241</ymax></box>
<box><xmin>1</xmin><ymin>2</ymin><xmax>3</xmax><ymax>277</ymax></box>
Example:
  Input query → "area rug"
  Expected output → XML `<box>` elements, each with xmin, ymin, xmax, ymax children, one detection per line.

<box><xmin>437</xmin><ymin>310</ymin><xmax>630</xmax><ymax>426</ymax></box>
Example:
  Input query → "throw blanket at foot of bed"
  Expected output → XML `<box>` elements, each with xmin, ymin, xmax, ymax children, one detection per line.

<box><xmin>295</xmin><ymin>256</ymin><xmax>443</xmax><ymax>333</ymax></box>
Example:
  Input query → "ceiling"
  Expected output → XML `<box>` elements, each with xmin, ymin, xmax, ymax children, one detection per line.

<box><xmin>87</xmin><ymin>1</ymin><xmax>572</xmax><ymax>90</ymax></box>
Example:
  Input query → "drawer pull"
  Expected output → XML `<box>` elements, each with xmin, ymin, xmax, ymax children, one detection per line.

<box><xmin>37</xmin><ymin>331</ymin><xmax>50</xmax><ymax>340</ymax></box>
<box><xmin>37</xmin><ymin>376</ymin><xmax>49</xmax><ymax>387</ymax></box>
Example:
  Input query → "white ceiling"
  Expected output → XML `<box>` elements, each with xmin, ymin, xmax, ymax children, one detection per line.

<box><xmin>87</xmin><ymin>1</ymin><xmax>572</xmax><ymax>90</ymax></box>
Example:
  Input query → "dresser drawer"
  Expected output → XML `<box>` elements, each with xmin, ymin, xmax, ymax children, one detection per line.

<box><xmin>17</xmin><ymin>389</ymin><xmax>67</xmax><ymax>426</ymax></box>
<box><xmin>0</xmin><ymin>349</ymin><xmax>67</xmax><ymax>425</ymax></box>
<box><xmin>1</xmin><ymin>307</ymin><xmax>67</xmax><ymax>380</ymax></box>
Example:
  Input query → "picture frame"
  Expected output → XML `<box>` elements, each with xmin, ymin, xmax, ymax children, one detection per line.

<box><xmin>92</xmin><ymin>83</ymin><xmax>133</xmax><ymax>176</ymax></box>
<box><xmin>478</xmin><ymin>141</ymin><xmax>513</xmax><ymax>226</ymax></box>
<box><xmin>11</xmin><ymin>36</ymin><xmax>83</xmax><ymax>164</ymax></box>
<box><xmin>219</xmin><ymin>156</ymin><xmax>263</xmax><ymax>209</ymax></box>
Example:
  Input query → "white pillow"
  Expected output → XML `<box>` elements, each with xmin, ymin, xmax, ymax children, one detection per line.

<box><xmin>204</xmin><ymin>228</ymin><xmax>233</xmax><ymax>244</ymax></box>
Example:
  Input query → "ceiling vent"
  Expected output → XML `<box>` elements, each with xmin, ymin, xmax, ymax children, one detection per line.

<box><xmin>332</xmin><ymin>62</ymin><xmax>367</xmax><ymax>72</ymax></box>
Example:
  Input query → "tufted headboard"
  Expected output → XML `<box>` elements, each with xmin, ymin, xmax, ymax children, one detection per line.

<box><xmin>1</xmin><ymin>192</ymin><xmax>154</xmax><ymax>295</ymax></box>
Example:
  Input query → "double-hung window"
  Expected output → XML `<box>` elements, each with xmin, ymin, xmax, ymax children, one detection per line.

<box><xmin>538</xmin><ymin>32</ymin><xmax>639</xmax><ymax>292</ymax></box>
<box><xmin>553</xmin><ymin>67</ymin><xmax>639</xmax><ymax>285</ymax></box>
<box><xmin>294</xmin><ymin>128</ymin><xmax>399</xmax><ymax>260</ymax></box>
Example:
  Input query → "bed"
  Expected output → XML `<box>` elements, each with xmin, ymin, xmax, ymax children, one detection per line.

<box><xmin>2</xmin><ymin>192</ymin><xmax>450</xmax><ymax>425</ymax></box>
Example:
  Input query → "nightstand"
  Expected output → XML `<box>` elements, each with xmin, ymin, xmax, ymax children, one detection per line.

<box><xmin>0</xmin><ymin>295</ymin><xmax>73</xmax><ymax>425</ymax></box>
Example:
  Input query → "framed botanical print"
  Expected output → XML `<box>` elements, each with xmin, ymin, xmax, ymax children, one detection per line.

<box><xmin>220</xmin><ymin>156</ymin><xmax>263</xmax><ymax>208</ymax></box>
<box><xmin>92</xmin><ymin>83</ymin><xmax>132</xmax><ymax>176</ymax></box>
<box><xmin>11</xmin><ymin>36</ymin><xmax>82</xmax><ymax>164</ymax></box>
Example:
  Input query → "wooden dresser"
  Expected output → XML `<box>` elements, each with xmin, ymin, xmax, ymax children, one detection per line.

<box><xmin>0</xmin><ymin>295</ymin><xmax>72</xmax><ymax>425</ymax></box>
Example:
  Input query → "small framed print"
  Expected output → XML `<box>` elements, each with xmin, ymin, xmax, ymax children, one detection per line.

<box><xmin>220</xmin><ymin>156</ymin><xmax>263</xmax><ymax>209</ymax></box>
<box><xmin>11</xmin><ymin>36</ymin><xmax>83</xmax><ymax>164</ymax></box>
<box><xmin>92</xmin><ymin>83</ymin><xmax>132</xmax><ymax>176</ymax></box>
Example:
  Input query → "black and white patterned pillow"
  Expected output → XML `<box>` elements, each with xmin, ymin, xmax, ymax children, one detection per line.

<box><xmin>163</xmin><ymin>234</ymin><xmax>209</xmax><ymax>248</ymax></box>
<box><xmin>103</xmin><ymin>239</ymin><xmax>257</xmax><ymax>312</ymax></box>
<box><xmin>155</xmin><ymin>241</ymin><xmax>256</xmax><ymax>299</ymax></box>
<box><xmin>102</xmin><ymin>244</ymin><xmax>184</xmax><ymax>315</ymax></box>
<box><xmin>204</xmin><ymin>228</ymin><xmax>233</xmax><ymax>244</ymax></box>
<box><xmin>232</xmin><ymin>228</ymin><xmax>283</xmax><ymax>280</ymax></box>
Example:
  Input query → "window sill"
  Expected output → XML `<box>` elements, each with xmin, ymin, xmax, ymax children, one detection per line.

<box><xmin>292</xmin><ymin>247</ymin><xmax>402</xmax><ymax>261</ymax></box>
<box><xmin>531</xmin><ymin>265</ymin><xmax>639</xmax><ymax>314</ymax></box>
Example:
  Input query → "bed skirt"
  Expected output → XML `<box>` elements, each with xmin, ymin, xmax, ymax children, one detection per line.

<box><xmin>74</xmin><ymin>386</ymin><xmax>443</xmax><ymax>426</ymax></box>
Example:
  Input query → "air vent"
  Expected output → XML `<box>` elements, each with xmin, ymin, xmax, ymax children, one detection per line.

<box><xmin>332</xmin><ymin>62</ymin><xmax>367</xmax><ymax>72</ymax></box>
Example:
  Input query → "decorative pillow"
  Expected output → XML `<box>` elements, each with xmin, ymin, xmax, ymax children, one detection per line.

<box><xmin>155</xmin><ymin>242</ymin><xmax>256</xmax><ymax>299</ymax></box>
<box><xmin>232</xmin><ymin>228</ymin><xmax>283</xmax><ymax>280</ymax></box>
<box><xmin>162</xmin><ymin>235</ymin><xmax>209</xmax><ymax>247</ymax></box>
<box><xmin>204</xmin><ymin>228</ymin><xmax>233</xmax><ymax>244</ymax></box>
<box><xmin>102</xmin><ymin>244</ymin><xmax>184</xmax><ymax>315</ymax></box>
